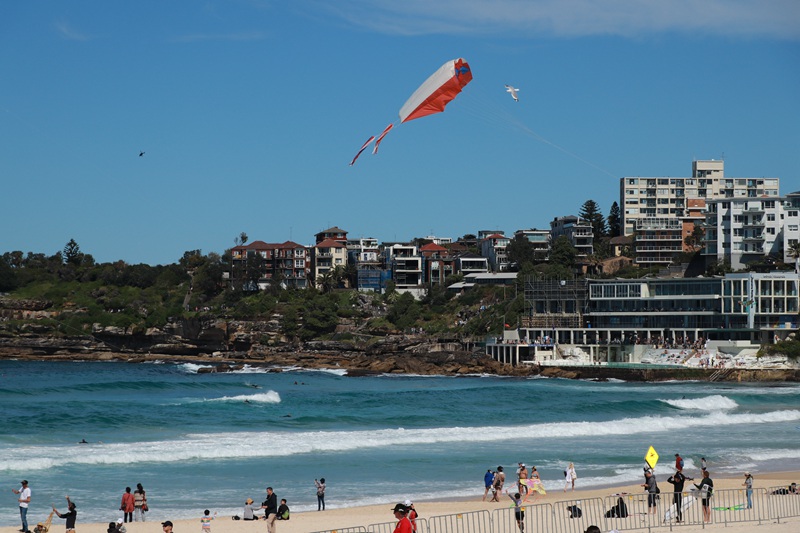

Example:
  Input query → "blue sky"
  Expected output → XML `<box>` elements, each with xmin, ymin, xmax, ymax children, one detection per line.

<box><xmin>2</xmin><ymin>1</ymin><xmax>798</xmax><ymax>265</ymax></box>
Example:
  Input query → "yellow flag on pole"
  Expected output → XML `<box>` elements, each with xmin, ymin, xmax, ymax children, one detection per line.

<box><xmin>645</xmin><ymin>445</ymin><xmax>659</xmax><ymax>469</ymax></box>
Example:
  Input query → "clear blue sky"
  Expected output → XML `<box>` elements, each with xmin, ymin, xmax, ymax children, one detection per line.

<box><xmin>2</xmin><ymin>1</ymin><xmax>798</xmax><ymax>265</ymax></box>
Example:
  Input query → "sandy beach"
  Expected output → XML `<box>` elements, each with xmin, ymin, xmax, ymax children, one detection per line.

<box><xmin>5</xmin><ymin>471</ymin><xmax>798</xmax><ymax>533</ymax></box>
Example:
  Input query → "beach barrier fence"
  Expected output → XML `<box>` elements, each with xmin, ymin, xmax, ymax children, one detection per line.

<box><xmin>766</xmin><ymin>485</ymin><xmax>800</xmax><ymax>523</ymax></box>
<box><xmin>310</xmin><ymin>527</ymin><xmax>367</xmax><ymax>533</ymax></box>
<box><xmin>550</xmin><ymin>497</ymin><xmax>607</xmax><ymax>533</ymax></box>
<box><xmin>491</xmin><ymin>501</ymin><xmax>552</xmax><ymax>533</ymax></box>
<box><xmin>707</xmin><ymin>487</ymin><xmax>767</xmax><ymax>526</ymax></box>
<box><xmin>365</xmin><ymin>518</ymin><xmax>428</xmax><ymax>533</ymax></box>
<box><xmin>315</xmin><ymin>485</ymin><xmax>800</xmax><ymax>533</ymax></box>
<box><xmin>426</xmin><ymin>509</ymin><xmax>492</xmax><ymax>533</ymax></box>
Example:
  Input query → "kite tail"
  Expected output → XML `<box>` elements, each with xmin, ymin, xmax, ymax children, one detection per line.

<box><xmin>372</xmin><ymin>123</ymin><xmax>394</xmax><ymax>154</ymax></box>
<box><xmin>349</xmin><ymin>136</ymin><xmax>375</xmax><ymax>166</ymax></box>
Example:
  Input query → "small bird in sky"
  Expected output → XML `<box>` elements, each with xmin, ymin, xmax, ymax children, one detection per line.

<box><xmin>505</xmin><ymin>85</ymin><xmax>520</xmax><ymax>102</ymax></box>
<box><xmin>139</xmin><ymin>151</ymin><xmax>145</xmax><ymax>157</ymax></box>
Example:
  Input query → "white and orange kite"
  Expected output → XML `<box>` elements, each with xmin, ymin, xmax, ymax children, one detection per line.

<box><xmin>349</xmin><ymin>58</ymin><xmax>473</xmax><ymax>166</ymax></box>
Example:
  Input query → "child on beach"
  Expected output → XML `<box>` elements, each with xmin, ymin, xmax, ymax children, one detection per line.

<box><xmin>507</xmin><ymin>492</ymin><xmax>525</xmax><ymax>532</ymax></box>
<box><xmin>200</xmin><ymin>510</ymin><xmax>216</xmax><ymax>533</ymax></box>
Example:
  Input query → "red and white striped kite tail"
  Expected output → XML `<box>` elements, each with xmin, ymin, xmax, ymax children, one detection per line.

<box><xmin>372</xmin><ymin>123</ymin><xmax>394</xmax><ymax>154</ymax></box>
<box><xmin>349</xmin><ymin>136</ymin><xmax>375</xmax><ymax>166</ymax></box>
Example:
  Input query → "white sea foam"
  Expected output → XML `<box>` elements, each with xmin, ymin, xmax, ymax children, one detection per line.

<box><xmin>742</xmin><ymin>448</ymin><xmax>800</xmax><ymax>461</ymax></box>
<box><xmin>5</xmin><ymin>408</ymin><xmax>800</xmax><ymax>472</ymax></box>
<box><xmin>178</xmin><ymin>362</ymin><xmax>213</xmax><ymax>373</ymax></box>
<box><xmin>661</xmin><ymin>395</ymin><xmax>738</xmax><ymax>411</ymax></box>
<box><xmin>205</xmin><ymin>391</ymin><xmax>281</xmax><ymax>403</ymax></box>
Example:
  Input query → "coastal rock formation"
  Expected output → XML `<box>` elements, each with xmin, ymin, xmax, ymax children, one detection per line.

<box><xmin>1</xmin><ymin>315</ymin><xmax>798</xmax><ymax>381</ymax></box>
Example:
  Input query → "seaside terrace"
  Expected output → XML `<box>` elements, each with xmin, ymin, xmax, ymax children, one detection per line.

<box><xmin>488</xmin><ymin>272</ymin><xmax>800</xmax><ymax>365</ymax></box>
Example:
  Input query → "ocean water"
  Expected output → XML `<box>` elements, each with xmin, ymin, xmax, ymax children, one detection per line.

<box><xmin>1</xmin><ymin>360</ymin><xmax>799</xmax><ymax>526</ymax></box>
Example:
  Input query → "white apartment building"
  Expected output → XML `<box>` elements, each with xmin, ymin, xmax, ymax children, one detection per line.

<box><xmin>704</xmin><ymin>198</ymin><xmax>784</xmax><ymax>270</ymax></box>
<box><xmin>784</xmin><ymin>192</ymin><xmax>800</xmax><ymax>269</ymax></box>
<box><xmin>620</xmin><ymin>160</ymin><xmax>780</xmax><ymax>237</ymax></box>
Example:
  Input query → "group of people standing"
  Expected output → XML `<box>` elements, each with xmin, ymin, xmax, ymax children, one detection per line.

<box><xmin>119</xmin><ymin>483</ymin><xmax>148</xmax><ymax>522</ymax></box>
<box><xmin>10</xmin><ymin>480</ymin><xmax>146</xmax><ymax>533</ymax></box>
<box><xmin>482</xmin><ymin>461</ymin><xmax>577</xmax><ymax>503</ymax></box>
<box><xmin>239</xmin><ymin>478</ymin><xmax>324</xmax><ymax>533</ymax></box>
<box><xmin>645</xmin><ymin>453</ymin><xmax>715</xmax><ymax>524</ymax></box>
<box><xmin>390</xmin><ymin>500</ymin><xmax>418</xmax><ymax>533</ymax></box>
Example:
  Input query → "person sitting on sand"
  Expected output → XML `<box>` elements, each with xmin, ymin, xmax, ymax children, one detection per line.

<box><xmin>242</xmin><ymin>498</ymin><xmax>257</xmax><ymax>520</ymax></box>
<box><xmin>277</xmin><ymin>499</ymin><xmax>289</xmax><ymax>521</ymax></box>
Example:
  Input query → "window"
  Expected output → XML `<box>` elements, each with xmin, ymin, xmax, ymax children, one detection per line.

<box><xmin>767</xmin><ymin>214</ymin><xmax>775</xmax><ymax>221</ymax></box>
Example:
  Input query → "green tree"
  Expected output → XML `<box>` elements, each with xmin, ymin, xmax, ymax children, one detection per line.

<box><xmin>316</xmin><ymin>269</ymin><xmax>336</xmax><ymax>294</ymax></box>
<box><xmin>63</xmin><ymin>239</ymin><xmax>82</xmax><ymax>266</ymax></box>
<box><xmin>280</xmin><ymin>306</ymin><xmax>300</xmax><ymax>340</ymax></box>
<box><xmin>300</xmin><ymin>293</ymin><xmax>339</xmax><ymax>340</ymax></box>
<box><xmin>506</xmin><ymin>235</ymin><xmax>538</xmax><ymax>271</ymax></box>
<box><xmin>684</xmin><ymin>224</ymin><xmax>705</xmax><ymax>252</ymax></box>
<box><xmin>387</xmin><ymin>292</ymin><xmax>420</xmax><ymax>330</ymax></box>
<box><xmin>579</xmin><ymin>199</ymin><xmax>607</xmax><ymax>241</ymax></box>
<box><xmin>549</xmin><ymin>235</ymin><xmax>577</xmax><ymax>270</ymax></box>
<box><xmin>234</xmin><ymin>232</ymin><xmax>248</xmax><ymax>246</ymax></box>
<box><xmin>787</xmin><ymin>241</ymin><xmax>800</xmax><ymax>274</ymax></box>
<box><xmin>607</xmin><ymin>201</ymin><xmax>621</xmax><ymax>238</ymax></box>
<box><xmin>0</xmin><ymin>255</ymin><xmax>18</xmax><ymax>291</ymax></box>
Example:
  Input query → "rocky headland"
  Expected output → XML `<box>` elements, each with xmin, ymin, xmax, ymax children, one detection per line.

<box><xmin>2</xmin><ymin>315</ymin><xmax>799</xmax><ymax>381</ymax></box>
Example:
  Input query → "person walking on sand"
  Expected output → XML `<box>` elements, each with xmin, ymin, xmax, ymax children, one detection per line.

<box><xmin>12</xmin><ymin>479</ymin><xmax>31</xmax><ymax>533</ymax></box>
<box><xmin>390</xmin><ymin>503</ymin><xmax>412</xmax><ymax>533</ymax></box>
<box><xmin>642</xmin><ymin>469</ymin><xmax>658</xmax><ymax>515</ymax></box>
<box><xmin>483</xmin><ymin>469</ymin><xmax>495</xmax><ymax>501</ymax></box>
<box><xmin>517</xmin><ymin>463</ymin><xmax>529</xmax><ymax>495</ymax></box>
<box><xmin>666</xmin><ymin>470</ymin><xmax>688</xmax><ymax>522</ymax></box>
<box><xmin>314</xmin><ymin>478</ymin><xmax>326</xmax><ymax>511</ymax></box>
<box><xmin>200</xmin><ymin>509</ymin><xmax>216</xmax><ymax>533</ymax></box>
<box><xmin>404</xmin><ymin>500</ymin><xmax>417</xmax><ymax>533</ymax></box>
<box><xmin>742</xmin><ymin>472</ymin><xmax>754</xmax><ymax>509</ymax></box>
<box><xmin>261</xmin><ymin>487</ymin><xmax>278</xmax><ymax>533</ymax></box>
<box><xmin>133</xmin><ymin>484</ymin><xmax>146</xmax><ymax>522</ymax></box>
<box><xmin>491</xmin><ymin>466</ymin><xmax>505</xmax><ymax>502</ymax></box>
<box><xmin>53</xmin><ymin>496</ymin><xmax>77</xmax><ymax>533</ymax></box>
<box><xmin>564</xmin><ymin>463</ymin><xmax>577</xmax><ymax>492</ymax></box>
<box><xmin>694</xmin><ymin>470</ymin><xmax>714</xmax><ymax>523</ymax></box>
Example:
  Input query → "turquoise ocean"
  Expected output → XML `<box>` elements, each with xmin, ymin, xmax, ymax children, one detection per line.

<box><xmin>1</xmin><ymin>360</ymin><xmax>799</xmax><ymax>526</ymax></box>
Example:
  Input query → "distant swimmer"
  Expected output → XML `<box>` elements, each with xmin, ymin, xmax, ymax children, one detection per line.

<box><xmin>281</xmin><ymin>414</ymin><xmax>292</xmax><ymax>418</ymax></box>
<box><xmin>247</xmin><ymin>383</ymin><xmax>260</xmax><ymax>389</ymax></box>
<box><xmin>139</xmin><ymin>151</ymin><xmax>145</xmax><ymax>157</ymax></box>
<box><xmin>244</xmin><ymin>399</ymin><xmax>251</xmax><ymax>404</ymax></box>
<box><xmin>79</xmin><ymin>439</ymin><xmax>88</xmax><ymax>444</ymax></box>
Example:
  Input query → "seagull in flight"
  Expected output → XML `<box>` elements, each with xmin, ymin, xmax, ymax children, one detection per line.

<box><xmin>505</xmin><ymin>85</ymin><xmax>520</xmax><ymax>102</ymax></box>
<box><xmin>139</xmin><ymin>151</ymin><xmax>145</xmax><ymax>157</ymax></box>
